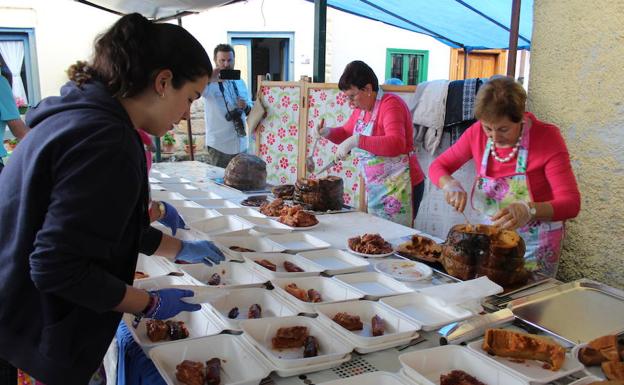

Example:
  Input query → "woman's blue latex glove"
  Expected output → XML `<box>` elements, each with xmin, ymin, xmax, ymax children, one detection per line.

<box><xmin>175</xmin><ymin>240</ymin><xmax>226</xmax><ymax>265</ymax></box>
<box><xmin>157</xmin><ymin>201</ymin><xmax>186</xmax><ymax>235</ymax></box>
<box><xmin>146</xmin><ymin>288</ymin><xmax>201</xmax><ymax>320</ymax></box>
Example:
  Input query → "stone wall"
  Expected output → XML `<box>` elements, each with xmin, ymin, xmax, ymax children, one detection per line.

<box><xmin>159</xmin><ymin>99</ymin><xmax>209</xmax><ymax>161</ymax></box>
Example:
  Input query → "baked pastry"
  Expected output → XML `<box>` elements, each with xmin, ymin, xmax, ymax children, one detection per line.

<box><xmin>482</xmin><ymin>329</ymin><xmax>565</xmax><ymax>371</ymax></box>
<box><xmin>294</xmin><ymin>177</ymin><xmax>344</xmax><ymax>211</ymax></box>
<box><xmin>603</xmin><ymin>361</ymin><xmax>624</xmax><ymax>381</ymax></box>
<box><xmin>397</xmin><ymin>235</ymin><xmax>443</xmax><ymax>262</ymax></box>
<box><xmin>224</xmin><ymin>153</ymin><xmax>267</xmax><ymax>191</ymax></box>
<box><xmin>272</xmin><ymin>184</ymin><xmax>295</xmax><ymax>200</ymax></box>
<box><xmin>176</xmin><ymin>360</ymin><xmax>205</xmax><ymax>385</ymax></box>
<box><xmin>278</xmin><ymin>205</ymin><xmax>319</xmax><ymax>227</ymax></box>
<box><xmin>348</xmin><ymin>233</ymin><xmax>393</xmax><ymax>254</ymax></box>
<box><xmin>332</xmin><ymin>312</ymin><xmax>363</xmax><ymax>331</ymax></box>
<box><xmin>272</xmin><ymin>326</ymin><xmax>309</xmax><ymax>349</ymax></box>
<box><xmin>259</xmin><ymin>198</ymin><xmax>287</xmax><ymax>216</ymax></box>
<box><xmin>580</xmin><ymin>335</ymin><xmax>621</xmax><ymax>365</ymax></box>
<box><xmin>440</xmin><ymin>370</ymin><xmax>487</xmax><ymax>385</ymax></box>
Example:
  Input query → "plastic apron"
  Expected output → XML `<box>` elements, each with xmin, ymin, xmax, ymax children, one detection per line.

<box><xmin>352</xmin><ymin>90</ymin><xmax>413</xmax><ymax>227</ymax></box>
<box><xmin>471</xmin><ymin>123</ymin><xmax>564</xmax><ymax>277</ymax></box>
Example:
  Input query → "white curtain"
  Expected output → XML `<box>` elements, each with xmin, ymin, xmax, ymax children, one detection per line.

<box><xmin>0</xmin><ymin>41</ymin><xmax>27</xmax><ymax>104</ymax></box>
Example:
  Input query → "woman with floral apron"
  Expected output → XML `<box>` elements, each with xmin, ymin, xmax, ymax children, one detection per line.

<box><xmin>317</xmin><ymin>61</ymin><xmax>425</xmax><ymax>227</ymax></box>
<box><xmin>429</xmin><ymin>77</ymin><xmax>580</xmax><ymax>277</ymax></box>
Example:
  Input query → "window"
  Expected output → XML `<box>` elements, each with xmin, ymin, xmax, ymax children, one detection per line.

<box><xmin>385</xmin><ymin>48</ymin><xmax>429</xmax><ymax>85</ymax></box>
<box><xmin>0</xmin><ymin>28</ymin><xmax>40</xmax><ymax>106</ymax></box>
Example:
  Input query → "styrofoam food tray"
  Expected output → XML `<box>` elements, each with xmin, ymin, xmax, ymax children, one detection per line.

<box><xmin>467</xmin><ymin>338</ymin><xmax>584</xmax><ymax>383</ymax></box>
<box><xmin>151</xmin><ymin>190</ymin><xmax>187</xmax><ymax>201</ymax></box>
<box><xmin>380</xmin><ymin>292</ymin><xmax>475</xmax><ymax>331</ymax></box>
<box><xmin>571</xmin><ymin>343</ymin><xmax>606</xmax><ymax>379</ymax></box>
<box><xmin>296</xmin><ymin>249</ymin><xmax>369</xmax><ymax>275</ymax></box>
<box><xmin>267</xmin><ymin>233</ymin><xmax>331</xmax><ymax>252</ymax></box>
<box><xmin>240</xmin><ymin>315</ymin><xmax>352</xmax><ymax>369</ymax></box>
<box><xmin>134</xmin><ymin>254</ymin><xmax>179</xmax><ymax>281</ymax></box>
<box><xmin>159</xmin><ymin>183</ymin><xmax>199</xmax><ymax>192</ymax></box>
<box><xmin>333</xmin><ymin>272</ymin><xmax>413</xmax><ymax>300</ymax></box>
<box><xmin>215</xmin><ymin>207</ymin><xmax>267</xmax><ymax>218</ymax></box>
<box><xmin>271</xmin><ymin>276</ymin><xmax>364</xmax><ymax>313</ymax></box>
<box><xmin>399</xmin><ymin>345</ymin><xmax>529</xmax><ymax>385</ymax></box>
<box><xmin>150</xmin><ymin>183</ymin><xmax>166</xmax><ymax>191</ymax></box>
<box><xmin>192</xmin><ymin>198</ymin><xmax>242</xmax><ymax>209</ymax></box>
<box><xmin>132</xmin><ymin>274</ymin><xmax>194</xmax><ymax>290</ymax></box>
<box><xmin>316</xmin><ymin>371</ymin><xmax>415</xmax><ymax>385</ymax></box>
<box><xmin>178</xmin><ymin>190</ymin><xmax>223</xmax><ymax>199</ymax></box>
<box><xmin>155</xmin><ymin>176</ymin><xmax>191</xmax><ymax>184</ymax></box>
<box><xmin>567</xmin><ymin>375</ymin><xmax>604</xmax><ymax>385</ymax></box>
<box><xmin>240</xmin><ymin>216</ymin><xmax>293</xmax><ymax>234</ymax></box>
<box><xmin>176</xmin><ymin>206</ymin><xmax>221</xmax><ymax>223</ymax></box>
<box><xmin>244</xmin><ymin>253</ymin><xmax>325</xmax><ymax>279</ymax></box>
<box><xmin>179</xmin><ymin>261</ymin><xmax>267</xmax><ymax>288</ymax></box>
<box><xmin>315</xmin><ymin>300</ymin><xmax>421</xmax><ymax>348</ymax></box>
<box><xmin>122</xmin><ymin>304</ymin><xmax>223</xmax><ymax>349</ymax></box>
<box><xmin>374</xmin><ymin>260</ymin><xmax>433</xmax><ymax>282</ymax></box>
<box><xmin>207</xmin><ymin>288</ymin><xmax>299</xmax><ymax>330</ymax></box>
<box><xmin>149</xmin><ymin>334</ymin><xmax>271</xmax><ymax>385</ymax></box>
<box><xmin>212</xmin><ymin>235</ymin><xmax>286</xmax><ymax>261</ymax></box>
<box><xmin>190</xmin><ymin>215</ymin><xmax>254</xmax><ymax>236</ymax></box>
<box><xmin>167</xmin><ymin>199</ymin><xmax>204</xmax><ymax>209</ymax></box>
<box><xmin>148</xmin><ymin>176</ymin><xmax>160</xmax><ymax>183</ymax></box>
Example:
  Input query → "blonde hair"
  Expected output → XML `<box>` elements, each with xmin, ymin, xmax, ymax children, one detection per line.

<box><xmin>475</xmin><ymin>76</ymin><xmax>526</xmax><ymax>123</ymax></box>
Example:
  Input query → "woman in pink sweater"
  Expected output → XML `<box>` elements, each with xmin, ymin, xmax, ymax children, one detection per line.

<box><xmin>316</xmin><ymin>61</ymin><xmax>424</xmax><ymax>227</ymax></box>
<box><xmin>429</xmin><ymin>77</ymin><xmax>580</xmax><ymax>276</ymax></box>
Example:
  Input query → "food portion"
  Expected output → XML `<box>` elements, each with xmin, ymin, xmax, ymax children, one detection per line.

<box><xmin>283</xmin><ymin>261</ymin><xmax>304</xmax><ymax>272</ymax></box>
<box><xmin>229</xmin><ymin>246</ymin><xmax>255</xmax><ymax>252</ymax></box>
<box><xmin>260</xmin><ymin>198</ymin><xmax>288</xmax><ymax>217</ymax></box>
<box><xmin>241</xmin><ymin>195</ymin><xmax>269</xmax><ymax>207</ymax></box>
<box><xmin>284</xmin><ymin>283</ymin><xmax>323</xmax><ymax>302</ymax></box>
<box><xmin>224</xmin><ymin>153</ymin><xmax>267</xmax><ymax>191</ymax></box>
<box><xmin>278</xmin><ymin>205</ymin><xmax>319</xmax><ymax>227</ymax></box>
<box><xmin>482</xmin><ymin>328</ymin><xmax>565</xmax><ymax>371</ymax></box>
<box><xmin>332</xmin><ymin>312</ymin><xmax>363</xmax><ymax>331</ymax></box>
<box><xmin>293</xmin><ymin>176</ymin><xmax>344</xmax><ymax>211</ymax></box>
<box><xmin>205</xmin><ymin>357</ymin><xmax>222</xmax><ymax>385</ymax></box>
<box><xmin>371</xmin><ymin>315</ymin><xmax>385</xmax><ymax>336</ymax></box>
<box><xmin>134</xmin><ymin>271</ymin><xmax>149</xmax><ymax>279</ymax></box>
<box><xmin>307</xmin><ymin>289</ymin><xmax>322</xmax><ymax>303</ymax></box>
<box><xmin>272</xmin><ymin>184</ymin><xmax>295</xmax><ymax>200</ymax></box>
<box><xmin>255</xmin><ymin>259</ymin><xmax>277</xmax><ymax>271</ymax></box>
<box><xmin>579</xmin><ymin>334</ymin><xmax>624</xmax><ymax>381</ymax></box>
<box><xmin>248</xmin><ymin>304</ymin><xmax>262</xmax><ymax>319</ymax></box>
<box><xmin>207</xmin><ymin>273</ymin><xmax>221</xmax><ymax>286</ymax></box>
<box><xmin>303</xmin><ymin>335</ymin><xmax>320</xmax><ymax>357</ymax></box>
<box><xmin>146</xmin><ymin>319</ymin><xmax>189</xmax><ymax>342</ymax></box>
<box><xmin>440</xmin><ymin>370</ymin><xmax>488</xmax><ymax>385</ymax></box>
<box><xmin>397</xmin><ymin>235</ymin><xmax>443</xmax><ymax>262</ymax></box>
<box><xmin>442</xmin><ymin>224</ymin><xmax>528</xmax><ymax>286</ymax></box>
<box><xmin>176</xmin><ymin>360</ymin><xmax>205</xmax><ymax>385</ymax></box>
<box><xmin>603</xmin><ymin>362</ymin><xmax>624</xmax><ymax>381</ymax></box>
<box><xmin>272</xmin><ymin>326</ymin><xmax>309</xmax><ymax>349</ymax></box>
<box><xmin>348</xmin><ymin>233</ymin><xmax>393</xmax><ymax>255</ymax></box>
<box><xmin>227</xmin><ymin>307</ymin><xmax>239</xmax><ymax>319</ymax></box>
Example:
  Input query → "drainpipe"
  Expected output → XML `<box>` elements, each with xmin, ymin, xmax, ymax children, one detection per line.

<box><xmin>313</xmin><ymin>0</ymin><xmax>327</xmax><ymax>83</ymax></box>
<box><xmin>506</xmin><ymin>0</ymin><xmax>521</xmax><ymax>77</ymax></box>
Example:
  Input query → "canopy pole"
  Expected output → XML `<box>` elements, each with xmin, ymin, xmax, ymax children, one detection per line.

<box><xmin>506</xmin><ymin>0</ymin><xmax>521</xmax><ymax>77</ymax></box>
<box><xmin>178</xmin><ymin>16</ymin><xmax>195</xmax><ymax>161</ymax></box>
<box><xmin>313</xmin><ymin>0</ymin><xmax>327</xmax><ymax>83</ymax></box>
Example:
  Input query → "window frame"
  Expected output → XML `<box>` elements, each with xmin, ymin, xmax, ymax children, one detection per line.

<box><xmin>0</xmin><ymin>27</ymin><xmax>41</xmax><ymax>106</ymax></box>
<box><xmin>385</xmin><ymin>48</ymin><xmax>429</xmax><ymax>85</ymax></box>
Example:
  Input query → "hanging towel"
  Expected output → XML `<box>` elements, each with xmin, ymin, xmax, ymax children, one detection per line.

<box><xmin>462</xmin><ymin>78</ymin><xmax>478</xmax><ymax>120</ymax></box>
<box><xmin>444</xmin><ymin>80</ymin><xmax>465</xmax><ymax>127</ymax></box>
<box><xmin>410</xmin><ymin>79</ymin><xmax>449</xmax><ymax>154</ymax></box>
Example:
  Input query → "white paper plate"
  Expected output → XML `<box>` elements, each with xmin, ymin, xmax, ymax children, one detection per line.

<box><xmin>271</xmin><ymin>276</ymin><xmax>365</xmax><ymax>314</ymax></box>
<box><xmin>179</xmin><ymin>261</ymin><xmax>267</xmax><ymax>289</ymax></box>
<box><xmin>333</xmin><ymin>272</ymin><xmax>413</xmax><ymax>300</ymax></box>
<box><xmin>281</xmin><ymin>221</ymin><xmax>321</xmax><ymax>231</ymax></box>
<box><xmin>467</xmin><ymin>338</ymin><xmax>584</xmax><ymax>383</ymax></box>
<box><xmin>347</xmin><ymin>246</ymin><xmax>395</xmax><ymax>258</ymax></box>
<box><xmin>296</xmin><ymin>249</ymin><xmax>370</xmax><ymax>275</ymax></box>
<box><xmin>374</xmin><ymin>260</ymin><xmax>433</xmax><ymax>282</ymax></box>
<box><xmin>243</xmin><ymin>253</ymin><xmax>325</xmax><ymax>279</ymax></box>
<box><xmin>267</xmin><ymin>233</ymin><xmax>331</xmax><ymax>252</ymax></box>
<box><xmin>215</xmin><ymin>207</ymin><xmax>267</xmax><ymax>218</ymax></box>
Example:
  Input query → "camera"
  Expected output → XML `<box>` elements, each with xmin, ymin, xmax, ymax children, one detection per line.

<box><xmin>225</xmin><ymin>108</ymin><xmax>246</xmax><ymax>137</ymax></box>
<box><xmin>219</xmin><ymin>69</ymin><xmax>241</xmax><ymax>80</ymax></box>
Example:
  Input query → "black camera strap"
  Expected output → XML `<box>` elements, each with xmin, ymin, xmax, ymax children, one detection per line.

<box><xmin>218</xmin><ymin>81</ymin><xmax>245</xmax><ymax>137</ymax></box>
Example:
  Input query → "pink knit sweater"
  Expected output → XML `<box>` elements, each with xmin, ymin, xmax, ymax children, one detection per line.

<box><xmin>327</xmin><ymin>93</ymin><xmax>424</xmax><ymax>186</ymax></box>
<box><xmin>429</xmin><ymin>112</ymin><xmax>580</xmax><ymax>221</ymax></box>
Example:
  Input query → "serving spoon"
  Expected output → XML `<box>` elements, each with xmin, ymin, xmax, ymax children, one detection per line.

<box><xmin>305</xmin><ymin>119</ymin><xmax>324</xmax><ymax>173</ymax></box>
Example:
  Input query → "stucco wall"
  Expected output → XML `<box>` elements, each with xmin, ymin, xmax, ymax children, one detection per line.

<box><xmin>529</xmin><ymin>0</ymin><xmax>624</xmax><ymax>287</ymax></box>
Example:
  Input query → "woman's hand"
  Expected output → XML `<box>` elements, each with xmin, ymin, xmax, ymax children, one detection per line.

<box><xmin>491</xmin><ymin>201</ymin><xmax>532</xmax><ymax>230</ymax></box>
<box><xmin>314</xmin><ymin>118</ymin><xmax>329</xmax><ymax>139</ymax></box>
<box><xmin>442</xmin><ymin>178</ymin><xmax>467</xmax><ymax>213</ymax></box>
<box><xmin>336</xmin><ymin>134</ymin><xmax>359</xmax><ymax>160</ymax></box>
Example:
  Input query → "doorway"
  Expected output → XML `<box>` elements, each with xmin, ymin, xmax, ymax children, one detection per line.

<box><xmin>229</xmin><ymin>32</ymin><xmax>294</xmax><ymax>99</ymax></box>
<box><xmin>449</xmin><ymin>49</ymin><xmax>507</xmax><ymax>80</ymax></box>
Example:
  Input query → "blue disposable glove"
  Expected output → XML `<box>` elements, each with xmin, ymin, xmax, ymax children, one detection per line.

<box><xmin>146</xmin><ymin>288</ymin><xmax>201</xmax><ymax>320</ymax></box>
<box><xmin>175</xmin><ymin>240</ymin><xmax>226</xmax><ymax>265</ymax></box>
<box><xmin>157</xmin><ymin>201</ymin><xmax>186</xmax><ymax>235</ymax></box>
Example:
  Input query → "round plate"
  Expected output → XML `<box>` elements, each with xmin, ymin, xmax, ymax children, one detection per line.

<box><xmin>374</xmin><ymin>260</ymin><xmax>433</xmax><ymax>281</ymax></box>
<box><xmin>346</xmin><ymin>246</ymin><xmax>395</xmax><ymax>258</ymax></box>
<box><xmin>287</xmin><ymin>221</ymin><xmax>321</xmax><ymax>231</ymax></box>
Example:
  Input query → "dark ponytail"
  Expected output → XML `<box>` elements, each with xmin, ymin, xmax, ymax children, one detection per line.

<box><xmin>72</xmin><ymin>13</ymin><xmax>211</xmax><ymax>98</ymax></box>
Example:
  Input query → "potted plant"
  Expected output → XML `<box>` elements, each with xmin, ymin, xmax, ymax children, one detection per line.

<box><xmin>162</xmin><ymin>131</ymin><xmax>176</xmax><ymax>153</ymax></box>
<box><xmin>14</xmin><ymin>96</ymin><xmax>27</xmax><ymax>115</ymax></box>
<box><xmin>183</xmin><ymin>136</ymin><xmax>197</xmax><ymax>154</ymax></box>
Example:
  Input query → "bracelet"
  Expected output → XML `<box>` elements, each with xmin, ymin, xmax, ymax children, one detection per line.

<box><xmin>132</xmin><ymin>291</ymin><xmax>160</xmax><ymax>328</ymax></box>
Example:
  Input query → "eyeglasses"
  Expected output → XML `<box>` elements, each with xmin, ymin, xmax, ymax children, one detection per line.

<box><xmin>345</xmin><ymin>89</ymin><xmax>361</xmax><ymax>102</ymax></box>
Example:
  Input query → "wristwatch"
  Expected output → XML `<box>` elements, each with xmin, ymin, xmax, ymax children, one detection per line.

<box><xmin>527</xmin><ymin>202</ymin><xmax>537</xmax><ymax>220</ymax></box>
<box><xmin>157</xmin><ymin>201</ymin><xmax>166</xmax><ymax>220</ymax></box>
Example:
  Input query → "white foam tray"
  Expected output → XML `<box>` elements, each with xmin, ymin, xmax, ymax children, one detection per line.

<box><xmin>271</xmin><ymin>276</ymin><xmax>364</xmax><ymax>314</ymax></box>
<box><xmin>215</xmin><ymin>207</ymin><xmax>267</xmax><ymax>218</ymax></box>
<box><xmin>132</xmin><ymin>274</ymin><xmax>195</xmax><ymax>290</ymax></box>
<box><xmin>240</xmin><ymin>315</ymin><xmax>352</xmax><ymax>370</ymax></box>
<box><xmin>151</xmin><ymin>190</ymin><xmax>187</xmax><ymax>201</ymax></box>
<box><xmin>266</xmin><ymin>233</ymin><xmax>331</xmax><ymax>252</ymax></box>
<box><xmin>240</xmin><ymin>216</ymin><xmax>293</xmax><ymax>234</ymax></box>
<box><xmin>179</xmin><ymin>190</ymin><xmax>223</xmax><ymax>199</ymax></box>
<box><xmin>192</xmin><ymin>198</ymin><xmax>242</xmax><ymax>209</ymax></box>
<box><xmin>317</xmin><ymin>371</ymin><xmax>415</xmax><ymax>385</ymax></box>
<box><xmin>380</xmin><ymin>292</ymin><xmax>475</xmax><ymax>331</ymax></box>
<box><xmin>571</xmin><ymin>343</ymin><xmax>607</xmax><ymax>380</ymax></box>
<box><xmin>159</xmin><ymin>183</ymin><xmax>200</xmax><ymax>192</ymax></box>
<box><xmin>467</xmin><ymin>338</ymin><xmax>584</xmax><ymax>383</ymax></box>
<box><xmin>244</xmin><ymin>253</ymin><xmax>325</xmax><ymax>279</ymax></box>
<box><xmin>135</xmin><ymin>254</ymin><xmax>180</xmax><ymax>281</ymax></box>
<box><xmin>122</xmin><ymin>304</ymin><xmax>223</xmax><ymax>350</ymax></box>
<box><xmin>190</xmin><ymin>215</ymin><xmax>255</xmax><ymax>236</ymax></box>
<box><xmin>399</xmin><ymin>345</ymin><xmax>530</xmax><ymax>385</ymax></box>
<box><xmin>568</xmin><ymin>375</ymin><xmax>605</xmax><ymax>385</ymax></box>
<box><xmin>315</xmin><ymin>300</ymin><xmax>421</xmax><ymax>352</ymax></box>
<box><xmin>296</xmin><ymin>249</ymin><xmax>370</xmax><ymax>275</ymax></box>
<box><xmin>212</xmin><ymin>235</ymin><xmax>286</xmax><ymax>261</ymax></box>
<box><xmin>154</xmin><ymin>176</ymin><xmax>191</xmax><ymax>184</ymax></box>
<box><xmin>207</xmin><ymin>288</ymin><xmax>299</xmax><ymax>330</ymax></box>
<box><xmin>150</xmin><ymin>183</ymin><xmax>166</xmax><ymax>191</ymax></box>
<box><xmin>333</xmin><ymin>272</ymin><xmax>413</xmax><ymax>300</ymax></box>
<box><xmin>149</xmin><ymin>334</ymin><xmax>271</xmax><ymax>385</ymax></box>
<box><xmin>180</xmin><ymin>261</ymin><xmax>267</xmax><ymax>288</ymax></box>
<box><xmin>176</xmin><ymin>206</ymin><xmax>221</xmax><ymax>224</ymax></box>
<box><xmin>168</xmin><ymin>199</ymin><xmax>204</xmax><ymax>209</ymax></box>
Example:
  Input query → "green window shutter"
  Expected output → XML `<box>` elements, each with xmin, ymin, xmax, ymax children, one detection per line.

<box><xmin>385</xmin><ymin>48</ymin><xmax>429</xmax><ymax>85</ymax></box>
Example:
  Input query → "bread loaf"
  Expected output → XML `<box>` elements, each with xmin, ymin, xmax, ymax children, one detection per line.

<box><xmin>224</xmin><ymin>154</ymin><xmax>267</xmax><ymax>191</ymax></box>
<box><xmin>482</xmin><ymin>329</ymin><xmax>566</xmax><ymax>371</ymax></box>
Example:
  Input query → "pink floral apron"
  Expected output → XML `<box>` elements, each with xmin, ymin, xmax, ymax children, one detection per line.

<box><xmin>352</xmin><ymin>90</ymin><xmax>413</xmax><ymax>227</ymax></box>
<box><xmin>470</xmin><ymin>122</ymin><xmax>564</xmax><ymax>277</ymax></box>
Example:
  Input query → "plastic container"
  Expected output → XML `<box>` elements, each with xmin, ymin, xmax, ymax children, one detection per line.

<box><xmin>134</xmin><ymin>254</ymin><xmax>179</xmax><ymax>281</ymax></box>
<box><xmin>267</xmin><ymin>233</ymin><xmax>331</xmax><ymax>252</ymax></box>
<box><xmin>150</xmin><ymin>190</ymin><xmax>187</xmax><ymax>201</ymax></box>
<box><xmin>240</xmin><ymin>315</ymin><xmax>352</xmax><ymax>369</ymax></box>
<box><xmin>239</xmin><ymin>216</ymin><xmax>293</xmax><ymax>234</ymax></box>
<box><xmin>315</xmin><ymin>300</ymin><xmax>421</xmax><ymax>353</ymax></box>
<box><xmin>380</xmin><ymin>292</ymin><xmax>475</xmax><ymax>331</ymax></box>
<box><xmin>178</xmin><ymin>190</ymin><xmax>223</xmax><ymax>200</ymax></box>
<box><xmin>207</xmin><ymin>288</ymin><xmax>299</xmax><ymax>330</ymax></box>
<box><xmin>168</xmin><ymin>199</ymin><xmax>203</xmax><ymax>209</ymax></box>
<box><xmin>215</xmin><ymin>207</ymin><xmax>267</xmax><ymax>218</ymax></box>
<box><xmin>192</xmin><ymin>198</ymin><xmax>241</xmax><ymax>209</ymax></box>
<box><xmin>271</xmin><ymin>276</ymin><xmax>364</xmax><ymax>313</ymax></box>
<box><xmin>155</xmin><ymin>176</ymin><xmax>191</xmax><ymax>184</ymax></box>
<box><xmin>211</xmin><ymin>235</ymin><xmax>286</xmax><ymax>261</ymax></box>
<box><xmin>243</xmin><ymin>253</ymin><xmax>325</xmax><ymax>279</ymax></box>
<box><xmin>175</xmin><ymin>206</ymin><xmax>221</xmax><ymax>224</ymax></box>
<box><xmin>399</xmin><ymin>345</ymin><xmax>529</xmax><ymax>385</ymax></box>
<box><xmin>132</xmin><ymin>275</ymin><xmax>194</xmax><ymax>290</ymax></box>
<box><xmin>190</xmin><ymin>215</ymin><xmax>254</xmax><ymax>236</ymax></box>
<box><xmin>179</xmin><ymin>261</ymin><xmax>267</xmax><ymax>288</ymax></box>
<box><xmin>149</xmin><ymin>334</ymin><xmax>271</xmax><ymax>385</ymax></box>
<box><xmin>316</xmin><ymin>371</ymin><xmax>415</xmax><ymax>385</ymax></box>
<box><xmin>333</xmin><ymin>272</ymin><xmax>413</xmax><ymax>300</ymax></box>
<box><xmin>159</xmin><ymin>183</ymin><xmax>199</xmax><ymax>192</ymax></box>
<box><xmin>296</xmin><ymin>249</ymin><xmax>369</xmax><ymax>275</ymax></box>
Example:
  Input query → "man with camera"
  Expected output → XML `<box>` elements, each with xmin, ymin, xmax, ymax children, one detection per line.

<box><xmin>202</xmin><ymin>44</ymin><xmax>253</xmax><ymax>168</ymax></box>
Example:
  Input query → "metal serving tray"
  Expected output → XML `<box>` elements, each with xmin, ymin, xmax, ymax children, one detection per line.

<box><xmin>507</xmin><ymin>278</ymin><xmax>624</xmax><ymax>345</ymax></box>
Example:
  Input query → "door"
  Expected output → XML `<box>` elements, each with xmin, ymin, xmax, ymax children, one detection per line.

<box><xmin>449</xmin><ymin>49</ymin><xmax>507</xmax><ymax>80</ymax></box>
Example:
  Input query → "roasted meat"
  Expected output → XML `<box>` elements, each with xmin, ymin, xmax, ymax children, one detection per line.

<box><xmin>227</xmin><ymin>307</ymin><xmax>239</xmax><ymax>319</ymax></box>
<box><xmin>440</xmin><ymin>370</ymin><xmax>487</xmax><ymax>385</ymax></box>
<box><xmin>332</xmin><ymin>312</ymin><xmax>363</xmax><ymax>331</ymax></box>
<box><xmin>176</xmin><ymin>360</ymin><xmax>205</xmax><ymax>385</ymax></box>
<box><xmin>371</xmin><ymin>315</ymin><xmax>385</xmax><ymax>336</ymax></box>
<box><xmin>248</xmin><ymin>304</ymin><xmax>262</xmax><ymax>319</ymax></box>
<box><xmin>207</xmin><ymin>273</ymin><xmax>221</xmax><ymax>286</ymax></box>
<box><xmin>260</xmin><ymin>198</ymin><xmax>286</xmax><ymax>216</ymax></box>
<box><xmin>284</xmin><ymin>261</ymin><xmax>304</xmax><ymax>272</ymax></box>
<box><xmin>205</xmin><ymin>357</ymin><xmax>221</xmax><ymax>385</ymax></box>
<box><xmin>229</xmin><ymin>246</ymin><xmax>255</xmax><ymax>252</ymax></box>
<box><xmin>348</xmin><ymin>234</ymin><xmax>393</xmax><ymax>254</ymax></box>
<box><xmin>134</xmin><ymin>271</ymin><xmax>149</xmax><ymax>279</ymax></box>
<box><xmin>272</xmin><ymin>326</ymin><xmax>309</xmax><ymax>349</ymax></box>
<box><xmin>278</xmin><ymin>205</ymin><xmax>319</xmax><ymax>227</ymax></box>
<box><xmin>167</xmin><ymin>320</ymin><xmax>190</xmax><ymax>340</ymax></box>
<box><xmin>255</xmin><ymin>259</ymin><xmax>277</xmax><ymax>271</ymax></box>
<box><xmin>307</xmin><ymin>289</ymin><xmax>322</xmax><ymax>303</ymax></box>
<box><xmin>303</xmin><ymin>336</ymin><xmax>319</xmax><ymax>358</ymax></box>
<box><xmin>146</xmin><ymin>319</ymin><xmax>189</xmax><ymax>342</ymax></box>
<box><xmin>285</xmin><ymin>283</ymin><xmax>309</xmax><ymax>301</ymax></box>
